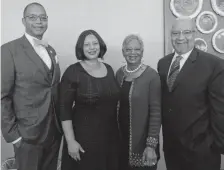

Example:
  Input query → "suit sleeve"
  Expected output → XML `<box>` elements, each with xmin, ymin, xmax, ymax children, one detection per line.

<box><xmin>1</xmin><ymin>45</ymin><xmax>20</xmax><ymax>143</ymax></box>
<box><xmin>209</xmin><ymin>60</ymin><xmax>224</xmax><ymax>154</ymax></box>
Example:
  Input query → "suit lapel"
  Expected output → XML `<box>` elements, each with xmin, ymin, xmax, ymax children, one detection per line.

<box><xmin>20</xmin><ymin>35</ymin><xmax>50</xmax><ymax>83</ymax></box>
<box><xmin>165</xmin><ymin>53</ymin><xmax>174</xmax><ymax>79</ymax></box>
<box><xmin>172</xmin><ymin>48</ymin><xmax>197</xmax><ymax>92</ymax></box>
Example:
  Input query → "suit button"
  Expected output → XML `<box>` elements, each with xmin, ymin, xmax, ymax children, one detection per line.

<box><xmin>169</xmin><ymin>109</ymin><xmax>172</xmax><ymax>112</ymax></box>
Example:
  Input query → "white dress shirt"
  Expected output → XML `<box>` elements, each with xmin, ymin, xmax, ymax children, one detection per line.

<box><xmin>12</xmin><ymin>33</ymin><xmax>52</xmax><ymax>144</ymax></box>
<box><xmin>25</xmin><ymin>33</ymin><xmax>52</xmax><ymax>69</ymax></box>
<box><xmin>167</xmin><ymin>49</ymin><xmax>193</xmax><ymax>78</ymax></box>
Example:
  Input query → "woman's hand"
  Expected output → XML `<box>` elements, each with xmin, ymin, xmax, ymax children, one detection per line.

<box><xmin>142</xmin><ymin>146</ymin><xmax>157</xmax><ymax>166</ymax></box>
<box><xmin>67</xmin><ymin>140</ymin><xmax>85</xmax><ymax>161</ymax></box>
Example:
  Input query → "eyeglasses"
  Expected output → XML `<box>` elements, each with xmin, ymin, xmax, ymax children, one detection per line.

<box><xmin>171</xmin><ymin>30</ymin><xmax>195</xmax><ymax>37</ymax></box>
<box><xmin>24</xmin><ymin>15</ymin><xmax>48</xmax><ymax>21</ymax></box>
<box><xmin>125</xmin><ymin>48</ymin><xmax>142</xmax><ymax>53</ymax></box>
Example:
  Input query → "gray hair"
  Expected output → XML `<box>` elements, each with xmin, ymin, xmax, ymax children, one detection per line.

<box><xmin>122</xmin><ymin>34</ymin><xmax>144</xmax><ymax>51</ymax></box>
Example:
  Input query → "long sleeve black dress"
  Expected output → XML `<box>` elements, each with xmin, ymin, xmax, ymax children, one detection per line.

<box><xmin>60</xmin><ymin>62</ymin><xmax>120</xmax><ymax>170</ymax></box>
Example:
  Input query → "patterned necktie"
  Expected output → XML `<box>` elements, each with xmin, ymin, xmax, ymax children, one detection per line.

<box><xmin>167</xmin><ymin>55</ymin><xmax>182</xmax><ymax>92</ymax></box>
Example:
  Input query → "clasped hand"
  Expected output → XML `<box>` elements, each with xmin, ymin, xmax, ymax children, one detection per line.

<box><xmin>142</xmin><ymin>147</ymin><xmax>157</xmax><ymax>166</ymax></box>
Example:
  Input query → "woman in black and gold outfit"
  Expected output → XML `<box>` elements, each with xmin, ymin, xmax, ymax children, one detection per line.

<box><xmin>59</xmin><ymin>30</ymin><xmax>120</xmax><ymax>170</ymax></box>
<box><xmin>117</xmin><ymin>34</ymin><xmax>161</xmax><ymax>170</ymax></box>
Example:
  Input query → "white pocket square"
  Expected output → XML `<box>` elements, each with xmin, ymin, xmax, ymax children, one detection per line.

<box><xmin>55</xmin><ymin>55</ymin><xmax>59</xmax><ymax>64</ymax></box>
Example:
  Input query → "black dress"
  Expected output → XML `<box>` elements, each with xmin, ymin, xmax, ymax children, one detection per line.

<box><xmin>119</xmin><ymin>81</ymin><xmax>132</xmax><ymax>170</ymax></box>
<box><xmin>60</xmin><ymin>62</ymin><xmax>120</xmax><ymax>170</ymax></box>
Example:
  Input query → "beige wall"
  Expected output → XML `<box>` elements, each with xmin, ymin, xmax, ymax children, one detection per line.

<box><xmin>1</xmin><ymin>0</ymin><xmax>166</xmax><ymax>169</ymax></box>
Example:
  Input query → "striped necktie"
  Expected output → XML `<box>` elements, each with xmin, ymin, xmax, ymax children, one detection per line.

<box><xmin>167</xmin><ymin>55</ymin><xmax>182</xmax><ymax>92</ymax></box>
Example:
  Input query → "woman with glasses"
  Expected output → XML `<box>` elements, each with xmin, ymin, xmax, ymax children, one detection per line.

<box><xmin>59</xmin><ymin>30</ymin><xmax>120</xmax><ymax>170</ymax></box>
<box><xmin>116</xmin><ymin>34</ymin><xmax>161</xmax><ymax>170</ymax></box>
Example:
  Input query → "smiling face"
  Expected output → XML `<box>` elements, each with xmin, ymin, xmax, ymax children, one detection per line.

<box><xmin>171</xmin><ymin>19</ymin><xmax>196</xmax><ymax>55</ymax></box>
<box><xmin>123</xmin><ymin>38</ymin><xmax>143</xmax><ymax>65</ymax></box>
<box><xmin>83</xmin><ymin>34</ymin><xmax>100</xmax><ymax>60</ymax></box>
<box><xmin>22</xmin><ymin>4</ymin><xmax>48</xmax><ymax>39</ymax></box>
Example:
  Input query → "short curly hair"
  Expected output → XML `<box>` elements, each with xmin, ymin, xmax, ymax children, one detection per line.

<box><xmin>75</xmin><ymin>30</ymin><xmax>107</xmax><ymax>60</ymax></box>
<box><xmin>122</xmin><ymin>34</ymin><xmax>144</xmax><ymax>51</ymax></box>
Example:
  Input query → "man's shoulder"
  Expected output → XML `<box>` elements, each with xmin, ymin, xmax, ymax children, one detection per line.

<box><xmin>1</xmin><ymin>36</ymin><xmax>24</xmax><ymax>49</ymax></box>
<box><xmin>197</xmin><ymin>49</ymin><xmax>223</xmax><ymax>64</ymax></box>
<box><xmin>159</xmin><ymin>53</ymin><xmax>173</xmax><ymax>63</ymax></box>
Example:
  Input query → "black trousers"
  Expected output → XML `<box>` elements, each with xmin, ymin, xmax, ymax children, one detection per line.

<box><xmin>164</xmin><ymin>147</ymin><xmax>221</xmax><ymax>170</ymax></box>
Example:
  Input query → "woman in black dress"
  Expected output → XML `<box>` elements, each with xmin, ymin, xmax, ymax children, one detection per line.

<box><xmin>59</xmin><ymin>30</ymin><xmax>120</xmax><ymax>170</ymax></box>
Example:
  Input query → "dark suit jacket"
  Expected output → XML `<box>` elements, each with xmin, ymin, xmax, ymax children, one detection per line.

<box><xmin>1</xmin><ymin>35</ymin><xmax>61</xmax><ymax>143</ymax></box>
<box><xmin>157</xmin><ymin>48</ymin><xmax>224</xmax><ymax>154</ymax></box>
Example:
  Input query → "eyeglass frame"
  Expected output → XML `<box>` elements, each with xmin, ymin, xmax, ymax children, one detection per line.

<box><xmin>24</xmin><ymin>15</ymin><xmax>48</xmax><ymax>21</ymax></box>
<box><xmin>171</xmin><ymin>30</ymin><xmax>196</xmax><ymax>38</ymax></box>
<box><xmin>124</xmin><ymin>48</ymin><xmax>143</xmax><ymax>54</ymax></box>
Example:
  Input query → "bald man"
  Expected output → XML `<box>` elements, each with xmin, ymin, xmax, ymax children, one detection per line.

<box><xmin>1</xmin><ymin>3</ymin><xmax>62</xmax><ymax>170</ymax></box>
<box><xmin>157</xmin><ymin>18</ymin><xmax>224</xmax><ymax>170</ymax></box>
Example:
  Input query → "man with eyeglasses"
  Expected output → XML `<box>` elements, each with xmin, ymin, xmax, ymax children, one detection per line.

<box><xmin>1</xmin><ymin>2</ymin><xmax>62</xmax><ymax>170</ymax></box>
<box><xmin>157</xmin><ymin>17</ymin><xmax>224</xmax><ymax>170</ymax></box>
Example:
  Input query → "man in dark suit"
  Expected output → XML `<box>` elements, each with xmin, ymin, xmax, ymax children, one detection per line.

<box><xmin>1</xmin><ymin>2</ymin><xmax>61</xmax><ymax>170</ymax></box>
<box><xmin>157</xmin><ymin>18</ymin><xmax>224</xmax><ymax>170</ymax></box>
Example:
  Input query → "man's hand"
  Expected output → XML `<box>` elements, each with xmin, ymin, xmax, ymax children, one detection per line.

<box><xmin>13</xmin><ymin>138</ymin><xmax>22</xmax><ymax>148</ymax></box>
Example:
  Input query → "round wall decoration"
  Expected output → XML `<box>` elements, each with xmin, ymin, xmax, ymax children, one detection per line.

<box><xmin>194</xmin><ymin>38</ymin><xmax>208</xmax><ymax>52</ymax></box>
<box><xmin>212</xmin><ymin>29</ymin><xmax>224</xmax><ymax>53</ymax></box>
<box><xmin>196</xmin><ymin>11</ymin><xmax>218</xmax><ymax>34</ymax></box>
<box><xmin>170</xmin><ymin>0</ymin><xmax>203</xmax><ymax>18</ymax></box>
<box><xmin>211</xmin><ymin>0</ymin><xmax>224</xmax><ymax>16</ymax></box>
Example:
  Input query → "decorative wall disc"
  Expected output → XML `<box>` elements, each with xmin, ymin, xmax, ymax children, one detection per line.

<box><xmin>194</xmin><ymin>38</ymin><xmax>208</xmax><ymax>52</ymax></box>
<box><xmin>170</xmin><ymin>0</ymin><xmax>203</xmax><ymax>18</ymax></box>
<box><xmin>212</xmin><ymin>29</ymin><xmax>224</xmax><ymax>53</ymax></box>
<box><xmin>196</xmin><ymin>11</ymin><xmax>218</xmax><ymax>34</ymax></box>
<box><xmin>211</xmin><ymin>0</ymin><xmax>224</xmax><ymax>16</ymax></box>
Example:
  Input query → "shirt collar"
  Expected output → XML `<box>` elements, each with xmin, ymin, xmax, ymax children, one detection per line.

<box><xmin>173</xmin><ymin>49</ymin><xmax>193</xmax><ymax>61</ymax></box>
<box><xmin>25</xmin><ymin>32</ymin><xmax>41</xmax><ymax>47</ymax></box>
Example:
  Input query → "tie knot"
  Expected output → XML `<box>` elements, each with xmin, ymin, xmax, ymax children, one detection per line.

<box><xmin>176</xmin><ymin>55</ymin><xmax>182</xmax><ymax>59</ymax></box>
<box><xmin>33</xmin><ymin>39</ymin><xmax>48</xmax><ymax>47</ymax></box>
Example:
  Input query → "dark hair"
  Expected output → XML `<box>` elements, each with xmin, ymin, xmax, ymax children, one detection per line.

<box><xmin>75</xmin><ymin>29</ymin><xmax>107</xmax><ymax>60</ymax></box>
<box><xmin>23</xmin><ymin>2</ymin><xmax>45</xmax><ymax>17</ymax></box>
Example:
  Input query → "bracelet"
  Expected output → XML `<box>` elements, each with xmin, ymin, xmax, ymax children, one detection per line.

<box><xmin>146</xmin><ymin>137</ymin><xmax>158</xmax><ymax>149</ymax></box>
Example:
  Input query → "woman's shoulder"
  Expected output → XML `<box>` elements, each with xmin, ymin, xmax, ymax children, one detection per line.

<box><xmin>62</xmin><ymin>62</ymin><xmax>81</xmax><ymax>76</ymax></box>
<box><xmin>116</xmin><ymin>65</ymin><xmax>125</xmax><ymax>75</ymax></box>
<box><xmin>102</xmin><ymin>62</ymin><xmax>112</xmax><ymax>69</ymax></box>
<box><xmin>143</xmin><ymin>65</ymin><xmax>160</xmax><ymax>79</ymax></box>
<box><xmin>144</xmin><ymin>65</ymin><xmax>158</xmax><ymax>75</ymax></box>
<box><xmin>102</xmin><ymin>62</ymin><xmax>115</xmax><ymax>74</ymax></box>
